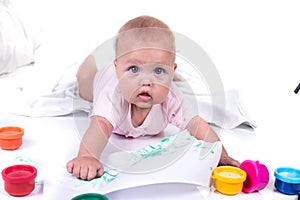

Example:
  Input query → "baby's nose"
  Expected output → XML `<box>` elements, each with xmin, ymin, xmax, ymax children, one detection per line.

<box><xmin>140</xmin><ymin>73</ymin><xmax>153</xmax><ymax>86</ymax></box>
<box><xmin>141</xmin><ymin>78</ymin><xmax>152</xmax><ymax>86</ymax></box>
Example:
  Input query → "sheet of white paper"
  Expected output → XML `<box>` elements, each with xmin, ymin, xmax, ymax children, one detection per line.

<box><xmin>44</xmin><ymin>130</ymin><xmax>222</xmax><ymax>199</ymax></box>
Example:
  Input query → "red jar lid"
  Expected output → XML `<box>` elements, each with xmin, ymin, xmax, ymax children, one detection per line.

<box><xmin>2</xmin><ymin>164</ymin><xmax>37</xmax><ymax>183</ymax></box>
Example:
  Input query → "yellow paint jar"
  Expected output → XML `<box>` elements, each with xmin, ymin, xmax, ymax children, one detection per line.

<box><xmin>211</xmin><ymin>166</ymin><xmax>247</xmax><ymax>195</ymax></box>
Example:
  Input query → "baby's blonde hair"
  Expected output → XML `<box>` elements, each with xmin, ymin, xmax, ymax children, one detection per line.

<box><xmin>115</xmin><ymin>15</ymin><xmax>176</xmax><ymax>61</ymax></box>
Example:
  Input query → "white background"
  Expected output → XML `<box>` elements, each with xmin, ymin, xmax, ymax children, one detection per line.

<box><xmin>10</xmin><ymin>0</ymin><xmax>300</xmax><ymax>175</ymax></box>
<box><xmin>12</xmin><ymin>0</ymin><xmax>299</xmax><ymax>120</ymax></box>
<box><xmin>3</xmin><ymin>0</ymin><xmax>300</xmax><ymax>199</ymax></box>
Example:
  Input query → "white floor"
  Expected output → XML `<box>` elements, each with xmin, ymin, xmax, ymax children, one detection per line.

<box><xmin>1</xmin><ymin>112</ymin><xmax>299</xmax><ymax>200</ymax></box>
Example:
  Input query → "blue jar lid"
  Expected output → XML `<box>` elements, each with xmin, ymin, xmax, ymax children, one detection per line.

<box><xmin>274</xmin><ymin>167</ymin><xmax>300</xmax><ymax>184</ymax></box>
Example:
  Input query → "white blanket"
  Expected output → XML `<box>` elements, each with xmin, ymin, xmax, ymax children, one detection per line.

<box><xmin>0</xmin><ymin>0</ymin><xmax>255</xmax><ymax>129</ymax></box>
<box><xmin>0</xmin><ymin>59</ymin><xmax>255</xmax><ymax>129</ymax></box>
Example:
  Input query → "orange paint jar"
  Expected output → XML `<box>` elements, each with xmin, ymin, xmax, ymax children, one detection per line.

<box><xmin>0</xmin><ymin>126</ymin><xmax>24</xmax><ymax>150</ymax></box>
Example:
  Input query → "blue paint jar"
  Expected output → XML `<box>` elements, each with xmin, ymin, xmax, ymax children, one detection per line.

<box><xmin>274</xmin><ymin>167</ymin><xmax>300</xmax><ymax>195</ymax></box>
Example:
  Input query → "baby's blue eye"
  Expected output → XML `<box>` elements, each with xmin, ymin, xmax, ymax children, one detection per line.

<box><xmin>129</xmin><ymin>66</ymin><xmax>139</xmax><ymax>73</ymax></box>
<box><xmin>154</xmin><ymin>67</ymin><xmax>164</xmax><ymax>75</ymax></box>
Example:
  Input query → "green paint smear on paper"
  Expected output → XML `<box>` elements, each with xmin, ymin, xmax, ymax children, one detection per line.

<box><xmin>14</xmin><ymin>156</ymin><xmax>34</xmax><ymax>164</ymax></box>
<box><xmin>133</xmin><ymin>131</ymin><xmax>200</xmax><ymax>160</ymax></box>
<box><xmin>194</xmin><ymin>141</ymin><xmax>203</xmax><ymax>148</ymax></box>
<box><xmin>136</xmin><ymin>134</ymin><xmax>177</xmax><ymax>159</ymax></box>
<box><xmin>89</xmin><ymin>169</ymin><xmax>119</xmax><ymax>188</ymax></box>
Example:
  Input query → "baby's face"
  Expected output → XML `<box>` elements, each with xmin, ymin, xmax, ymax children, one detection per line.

<box><xmin>114</xmin><ymin>48</ymin><xmax>175</xmax><ymax>109</ymax></box>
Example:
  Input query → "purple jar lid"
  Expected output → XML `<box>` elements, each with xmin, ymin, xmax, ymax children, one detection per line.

<box><xmin>240</xmin><ymin>160</ymin><xmax>269</xmax><ymax>193</ymax></box>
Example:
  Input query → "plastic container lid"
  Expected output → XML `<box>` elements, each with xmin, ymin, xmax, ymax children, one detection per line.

<box><xmin>0</xmin><ymin>126</ymin><xmax>24</xmax><ymax>139</ymax></box>
<box><xmin>274</xmin><ymin>167</ymin><xmax>300</xmax><ymax>184</ymax></box>
<box><xmin>240</xmin><ymin>160</ymin><xmax>269</xmax><ymax>193</ymax></box>
<box><xmin>212</xmin><ymin>166</ymin><xmax>247</xmax><ymax>183</ymax></box>
<box><xmin>2</xmin><ymin>164</ymin><xmax>37</xmax><ymax>197</ymax></box>
<box><xmin>2</xmin><ymin>164</ymin><xmax>37</xmax><ymax>183</ymax></box>
<box><xmin>71</xmin><ymin>193</ymin><xmax>109</xmax><ymax>200</ymax></box>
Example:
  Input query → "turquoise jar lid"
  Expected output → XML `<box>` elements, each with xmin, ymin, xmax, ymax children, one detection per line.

<box><xmin>274</xmin><ymin>167</ymin><xmax>300</xmax><ymax>184</ymax></box>
<box><xmin>71</xmin><ymin>193</ymin><xmax>109</xmax><ymax>200</ymax></box>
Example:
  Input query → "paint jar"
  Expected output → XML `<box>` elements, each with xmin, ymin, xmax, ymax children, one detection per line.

<box><xmin>211</xmin><ymin>166</ymin><xmax>247</xmax><ymax>195</ymax></box>
<box><xmin>71</xmin><ymin>193</ymin><xmax>109</xmax><ymax>200</ymax></box>
<box><xmin>0</xmin><ymin>126</ymin><xmax>24</xmax><ymax>150</ymax></box>
<box><xmin>240</xmin><ymin>160</ymin><xmax>269</xmax><ymax>193</ymax></box>
<box><xmin>274</xmin><ymin>167</ymin><xmax>300</xmax><ymax>195</ymax></box>
<box><xmin>1</xmin><ymin>164</ymin><xmax>37</xmax><ymax>197</ymax></box>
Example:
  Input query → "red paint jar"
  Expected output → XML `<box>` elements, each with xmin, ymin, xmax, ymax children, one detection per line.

<box><xmin>2</xmin><ymin>164</ymin><xmax>37</xmax><ymax>197</ymax></box>
<box><xmin>0</xmin><ymin>126</ymin><xmax>24</xmax><ymax>150</ymax></box>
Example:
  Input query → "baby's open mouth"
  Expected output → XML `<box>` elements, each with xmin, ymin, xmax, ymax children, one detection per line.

<box><xmin>138</xmin><ymin>92</ymin><xmax>152</xmax><ymax>101</ymax></box>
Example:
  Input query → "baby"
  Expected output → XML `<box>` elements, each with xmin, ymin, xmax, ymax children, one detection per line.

<box><xmin>67</xmin><ymin>15</ymin><xmax>240</xmax><ymax>180</ymax></box>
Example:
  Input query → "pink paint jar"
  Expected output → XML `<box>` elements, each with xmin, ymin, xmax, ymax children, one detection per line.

<box><xmin>240</xmin><ymin>160</ymin><xmax>269</xmax><ymax>193</ymax></box>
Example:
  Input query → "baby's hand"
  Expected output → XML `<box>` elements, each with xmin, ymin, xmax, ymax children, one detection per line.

<box><xmin>66</xmin><ymin>156</ymin><xmax>104</xmax><ymax>180</ymax></box>
<box><xmin>219</xmin><ymin>155</ymin><xmax>240</xmax><ymax>167</ymax></box>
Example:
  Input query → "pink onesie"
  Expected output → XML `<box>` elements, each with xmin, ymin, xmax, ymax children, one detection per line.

<box><xmin>91</xmin><ymin>64</ymin><xmax>197</xmax><ymax>138</ymax></box>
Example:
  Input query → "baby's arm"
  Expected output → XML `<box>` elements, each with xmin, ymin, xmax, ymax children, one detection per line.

<box><xmin>66</xmin><ymin>116</ymin><xmax>113</xmax><ymax>180</ymax></box>
<box><xmin>186</xmin><ymin>116</ymin><xmax>240</xmax><ymax>167</ymax></box>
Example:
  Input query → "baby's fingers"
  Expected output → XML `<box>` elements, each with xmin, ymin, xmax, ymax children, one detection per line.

<box><xmin>96</xmin><ymin>167</ymin><xmax>104</xmax><ymax>178</ymax></box>
<box><xmin>66</xmin><ymin>160</ymin><xmax>74</xmax><ymax>173</ymax></box>
<box><xmin>86</xmin><ymin>164</ymin><xmax>104</xmax><ymax>180</ymax></box>
<box><xmin>79</xmin><ymin>165</ymin><xmax>90</xmax><ymax>180</ymax></box>
<box><xmin>229</xmin><ymin>158</ymin><xmax>241</xmax><ymax>167</ymax></box>
<box><xmin>71</xmin><ymin>163</ymin><xmax>82</xmax><ymax>179</ymax></box>
<box><xmin>66</xmin><ymin>159</ymin><xmax>84</xmax><ymax>178</ymax></box>
<box><xmin>219</xmin><ymin>156</ymin><xmax>240</xmax><ymax>167</ymax></box>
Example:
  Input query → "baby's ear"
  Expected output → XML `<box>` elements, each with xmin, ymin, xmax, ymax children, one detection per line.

<box><xmin>114</xmin><ymin>59</ymin><xmax>117</xmax><ymax>67</ymax></box>
<box><xmin>173</xmin><ymin>63</ymin><xmax>177</xmax><ymax>70</ymax></box>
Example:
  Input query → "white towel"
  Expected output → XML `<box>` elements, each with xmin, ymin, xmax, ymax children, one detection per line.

<box><xmin>176</xmin><ymin>79</ymin><xmax>256</xmax><ymax>129</ymax></box>
<box><xmin>0</xmin><ymin>83</ymin><xmax>255</xmax><ymax>129</ymax></box>
<box><xmin>0</xmin><ymin>59</ymin><xmax>255</xmax><ymax>129</ymax></box>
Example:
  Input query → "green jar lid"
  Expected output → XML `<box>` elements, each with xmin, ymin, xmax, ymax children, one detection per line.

<box><xmin>71</xmin><ymin>193</ymin><xmax>109</xmax><ymax>200</ymax></box>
